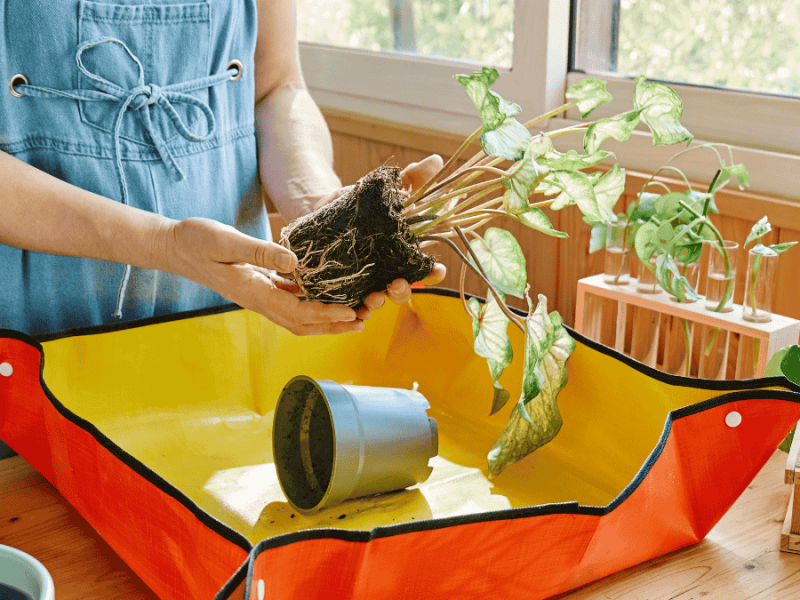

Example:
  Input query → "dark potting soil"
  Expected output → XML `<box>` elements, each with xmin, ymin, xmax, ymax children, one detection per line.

<box><xmin>280</xmin><ymin>166</ymin><xmax>436</xmax><ymax>308</ymax></box>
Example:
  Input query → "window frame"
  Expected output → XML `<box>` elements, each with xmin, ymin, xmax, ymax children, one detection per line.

<box><xmin>298</xmin><ymin>1</ymin><xmax>571</xmax><ymax>138</ymax></box>
<box><xmin>298</xmin><ymin>0</ymin><xmax>800</xmax><ymax>200</ymax></box>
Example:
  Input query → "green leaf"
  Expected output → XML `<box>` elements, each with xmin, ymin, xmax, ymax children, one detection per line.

<box><xmin>781</xmin><ymin>346</ymin><xmax>800</xmax><ymax>387</ymax></box>
<box><xmin>512</xmin><ymin>207</ymin><xmax>568</xmax><ymax>238</ymax></box>
<box><xmin>746</xmin><ymin>216</ymin><xmax>772</xmax><ymax>247</ymax></box>
<box><xmin>544</xmin><ymin>170</ymin><xmax>606</xmax><ymax>222</ymax></box>
<box><xmin>589</xmin><ymin>223</ymin><xmax>607</xmax><ymax>253</ymax></box>
<box><xmin>468</xmin><ymin>294</ymin><xmax>513</xmax><ymax>415</ymax></box>
<box><xmin>711</xmin><ymin>164</ymin><xmax>750</xmax><ymax>193</ymax></box>
<box><xmin>654</xmin><ymin>191</ymin><xmax>687</xmax><ymax>221</ymax></box>
<box><xmin>769</xmin><ymin>241</ymin><xmax>798</xmax><ymax>254</ymax></box>
<box><xmin>630</xmin><ymin>192</ymin><xmax>660</xmax><ymax>221</ymax></box>
<box><xmin>487</xmin><ymin>295</ymin><xmax>576</xmax><ymax>479</ymax></box>
<box><xmin>469</xmin><ymin>228</ymin><xmax>527</xmax><ymax>298</ymax></box>
<box><xmin>480</xmin><ymin>117</ymin><xmax>533</xmax><ymax>161</ymax></box>
<box><xmin>565</xmin><ymin>78</ymin><xmax>613</xmax><ymax>118</ymax></box>
<box><xmin>593</xmin><ymin>165</ymin><xmax>626</xmax><ymax>219</ymax></box>
<box><xmin>501</xmin><ymin>137</ymin><xmax>552</xmax><ymax>215</ymax></box>
<box><xmin>584</xmin><ymin>109</ymin><xmax>642</xmax><ymax>154</ymax></box>
<box><xmin>633</xmin><ymin>76</ymin><xmax>693</xmax><ymax>146</ymax></box>
<box><xmin>634</xmin><ymin>222</ymin><xmax>659</xmax><ymax>265</ymax></box>
<box><xmin>538</xmin><ymin>149</ymin><xmax>612</xmax><ymax>171</ymax></box>
<box><xmin>655</xmin><ymin>253</ymin><xmax>700</xmax><ymax>301</ymax></box>
<box><xmin>687</xmin><ymin>189</ymin><xmax>719</xmax><ymax>215</ymax></box>
<box><xmin>456</xmin><ymin>67</ymin><xmax>520</xmax><ymax>131</ymax></box>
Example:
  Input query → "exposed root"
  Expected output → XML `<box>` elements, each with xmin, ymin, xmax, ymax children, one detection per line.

<box><xmin>281</xmin><ymin>166</ymin><xmax>435</xmax><ymax>308</ymax></box>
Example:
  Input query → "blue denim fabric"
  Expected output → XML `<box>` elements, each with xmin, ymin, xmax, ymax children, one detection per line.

<box><xmin>0</xmin><ymin>0</ymin><xmax>264</xmax><ymax>336</ymax></box>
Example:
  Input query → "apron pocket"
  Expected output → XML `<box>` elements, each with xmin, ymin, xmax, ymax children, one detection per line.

<box><xmin>77</xmin><ymin>0</ymin><xmax>211</xmax><ymax>149</ymax></box>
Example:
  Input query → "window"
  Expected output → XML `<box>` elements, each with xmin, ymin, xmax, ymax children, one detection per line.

<box><xmin>297</xmin><ymin>0</ymin><xmax>798</xmax><ymax>198</ymax></box>
<box><xmin>298</xmin><ymin>0</ymin><xmax>515</xmax><ymax>67</ymax></box>
<box><xmin>573</xmin><ymin>0</ymin><xmax>800</xmax><ymax>98</ymax></box>
<box><xmin>569</xmin><ymin>1</ymin><xmax>800</xmax><ymax>163</ymax></box>
<box><xmin>297</xmin><ymin>2</ymin><xmax>570</xmax><ymax>137</ymax></box>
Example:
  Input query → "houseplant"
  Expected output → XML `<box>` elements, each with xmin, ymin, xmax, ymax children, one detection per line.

<box><xmin>281</xmin><ymin>68</ymin><xmax>696</xmax><ymax>476</ymax></box>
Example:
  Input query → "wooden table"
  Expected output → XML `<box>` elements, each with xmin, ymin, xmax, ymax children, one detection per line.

<box><xmin>2</xmin><ymin>450</ymin><xmax>800</xmax><ymax>600</ymax></box>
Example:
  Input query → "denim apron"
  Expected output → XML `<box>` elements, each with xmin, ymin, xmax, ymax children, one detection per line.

<box><xmin>0</xmin><ymin>0</ymin><xmax>266</xmax><ymax>337</ymax></box>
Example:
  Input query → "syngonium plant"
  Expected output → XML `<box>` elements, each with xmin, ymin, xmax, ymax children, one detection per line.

<box><xmin>281</xmin><ymin>68</ymin><xmax>696</xmax><ymax>477</ymax></box>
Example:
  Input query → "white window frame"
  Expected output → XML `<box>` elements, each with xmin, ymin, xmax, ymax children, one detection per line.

<box><xmin>299</xmin><ymin>1</ymin><xmax>800</xmax><ymax>200</ymax></box>
<box><xmin>299</xmin><ymin>1</ymin><xmax>571</xmax><ymax>138</ymax></box>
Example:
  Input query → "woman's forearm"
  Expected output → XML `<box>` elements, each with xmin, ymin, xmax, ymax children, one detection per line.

<box><xmin>254</xmin><ymin>83</ymin><xmax>342</xmax><ymax>222</ymax></box>
<box><xmin>0</xmin><ymin>150</ymin><xmax>173</xmax><ymax>270</ymax></box>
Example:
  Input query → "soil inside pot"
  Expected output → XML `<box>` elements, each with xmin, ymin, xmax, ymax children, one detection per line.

<box><xmin>280</xmin><ymin>166</ymin><xmax>436</xmax><ymax>308</ymax></box>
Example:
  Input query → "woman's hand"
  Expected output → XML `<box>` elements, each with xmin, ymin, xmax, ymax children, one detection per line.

<box><xmin>313</xmin><ymin>154</ymin><xmax>448</xmax><ymax>317</ymax></box>
<box><xmin>160</xmin><ymin>217</ymin><xmax>365</xmax><ymax>336</ymax></box>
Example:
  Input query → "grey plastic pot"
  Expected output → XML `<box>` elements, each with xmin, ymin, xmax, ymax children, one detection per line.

<box><xmin>273</xmin><ymin>375</ymin><xmax>438</xmax><ymax>515</ymax></box>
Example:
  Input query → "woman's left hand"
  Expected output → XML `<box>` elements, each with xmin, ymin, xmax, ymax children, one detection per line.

<box><xmin>313</xmin><ymin>154</ymin><xmax>448</xmax><ymax>321</ymax></box>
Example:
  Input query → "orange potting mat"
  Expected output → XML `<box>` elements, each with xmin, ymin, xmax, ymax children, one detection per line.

<box><xmin>2</xmin><ymin>289</ymin><xmax>799</xmax><ymax>600</ymax></box>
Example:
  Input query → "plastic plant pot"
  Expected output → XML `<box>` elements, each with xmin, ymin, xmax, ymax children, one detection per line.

<box><xmin>273</xmin><ymin>375</ymin><xmax>438</xmax><ymax>515</ymax></box>
<box><xmin>0</xmin><ymin>545</ymin><xmax>55</xmax><ymax>600</ymax></box>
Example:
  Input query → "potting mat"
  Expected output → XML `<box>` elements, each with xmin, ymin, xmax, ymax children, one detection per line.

<box><xmin>2</xmin><ymin>289</ymin><xmax>800</xmax><ymax>600</ymax></box>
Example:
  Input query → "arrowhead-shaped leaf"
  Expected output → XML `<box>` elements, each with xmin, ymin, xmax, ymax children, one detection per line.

<box><xmin>456</xmin><ymin>67</ymin><xmax>520</xmax><ymax>131</ymax></box>
<box><xmin>768</xmin><ymin>242</ymin><xmax>798</xmax><ymax>254</ymax></box>
<box><xmin>544</xmin><ymin>170</ymin><xmax>606</xmax><ymax>222</ymax></box>
<box><xmin>589</xmin><ymin>222</ymin><xmax>607</xmax><ymax>253</ymax></box>
<box><xmin>468</xmin><ymin>293</ymin><xmax>513</xmax><ymax>415</ymax></box>
<box><xmin>593</xmin><ymin>165</ymin><xmax>626</xmax><ymax>220</ymax></box>
<box><xmin>584</xmin><ymin>109</ymin><xmax>642</xmax><ymax>154</ymax></box>
<box><xmin>514</xmin><ymin>207</ymin><xmax>568</xmax><ymax>238</ymax></box>
<box><xmin>634</xmin><ymin>76</ymin><xmax>693</xmax><ymax>146</ymax></box>
<box><xmin>566</xmin><ymin>78</ymin><xmax>614</xmax><ymax>118</ymax></box>
<box><xmin>538</xmin><ymin>149</ymin><xmax>612</xmax><ymax>171</ymax></box>
<box><xmin>487</xmin><ymin>295</ymin><xmax>576</xmax><ymax>478</ymax></box>
<box><xmin>480</xmin><ymin>117</ymin><xmax>533</xmax><ymax>161</ymax></box>
<box><xmin>468</xmin><ymin>228</ymin><xmax>527</xmax><ymax>298</ymax></box>
<box><xmin>501</xmin><ymin>137</ymin><xmax>552</xmax><ymax>215</ymax></box>
<box><xmin>746</xmin><ymin>216</ymin><xmax>772</xmax><ymax>247</ymax></box>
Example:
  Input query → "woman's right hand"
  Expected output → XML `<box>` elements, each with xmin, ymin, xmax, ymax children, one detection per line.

<box><xmin>159</xmin><ymin>217</ymin><xmax>365</xmax><ymax>336</ymax></box>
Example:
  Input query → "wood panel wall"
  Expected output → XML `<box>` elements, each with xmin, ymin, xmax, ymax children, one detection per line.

<box><xmin>268</xmin><ymin>108</ymin><xmax>800</xmax><ymax>328</ymax></box>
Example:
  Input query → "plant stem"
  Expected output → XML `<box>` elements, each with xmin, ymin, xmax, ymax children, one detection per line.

<box><xmin>405</xmin><ymin>126</ymin><xmax>484</xmax><ymax>206</ymax></box>
<box><xmin>459</xmin><ymin>262</ymin><xmax>473</xmax><ymax>318</ymax></box>
<box><xmin>678</xmin><ymin>199</ymin><xmax>734</xmax><ymax>315</ymax></box>
<box><xmin>546</xmin><ymin>123</ymin><xmax>590</xmax><ymax>138</ymax></box>
<box><xmin>453</xmin><ymin>226</ymin><xmax>527</xmax><ymax>334</ymax></box>
<box><xmin>409</xmin><ymin>182</ymin><xmax>504</xmax><ymax>235</ymax></box>
<box><xmin>681</xmin><ymin>318</ymin><xmax>692</xmax><ymax>377</ymax></box>
<box><xmin>521</xmin><ymin>100</ymin><xmax>578</xmax><ymax>129</ymax></box>
<box><xmin>411</xmin><ymin>163</ymin><xmax>511</xmax><ymax>210</ymax></box>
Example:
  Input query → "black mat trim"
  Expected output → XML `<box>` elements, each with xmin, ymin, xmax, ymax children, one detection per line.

<box><xmin>0</xmin><ymin>330</ymin><xmax>253</xmax><ymax>553</ymax></box>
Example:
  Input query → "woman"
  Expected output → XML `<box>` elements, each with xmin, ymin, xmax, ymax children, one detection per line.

<box><xmin>0</xmin><ymin>0</ymin><xmax>445</xmax><ymax>337</ymax></box>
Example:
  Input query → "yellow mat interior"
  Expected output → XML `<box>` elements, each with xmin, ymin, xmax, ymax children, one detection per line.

<box><xmin>41</xmin><ymin>293</ymin><xmax>720</xmax><ymax>543</ymax></box>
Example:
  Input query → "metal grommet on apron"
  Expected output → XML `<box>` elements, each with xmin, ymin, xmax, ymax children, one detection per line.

<box><xmin>13</xmin><ymin>38</ymin><xmax>243</xmax><ymax>318</ymax></box>
<box><xmin>227</xmin><ymin>60</ymin><xmax>243</xmax><ymax>82</ymax></box>
<box><xmin>8</xmin><ymin>74</ymin><xmax>28</xmax><ymax>98</ymax></box>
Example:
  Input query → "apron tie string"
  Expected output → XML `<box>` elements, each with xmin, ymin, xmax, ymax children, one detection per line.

<box><xmin>11</xmin><ymin>37</ymin><xmax>241</xmax><ymax>318</ymax></box>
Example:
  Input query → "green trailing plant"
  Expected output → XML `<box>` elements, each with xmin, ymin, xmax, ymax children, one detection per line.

<box><xmin>283</xmin><ymin>68</ymin><xmax>696</xmax><ymax>477</ymax></box>
<box><xmin>590</xmin><ymin>144</ymin><xmax>751</xmax><ymax>375</ymax></box>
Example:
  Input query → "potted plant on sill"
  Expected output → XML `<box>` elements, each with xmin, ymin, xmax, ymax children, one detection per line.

<box><xmin>281</xmin><ymin>68</ymin><xmax>697</xmax><ymax>477</ymax></box>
